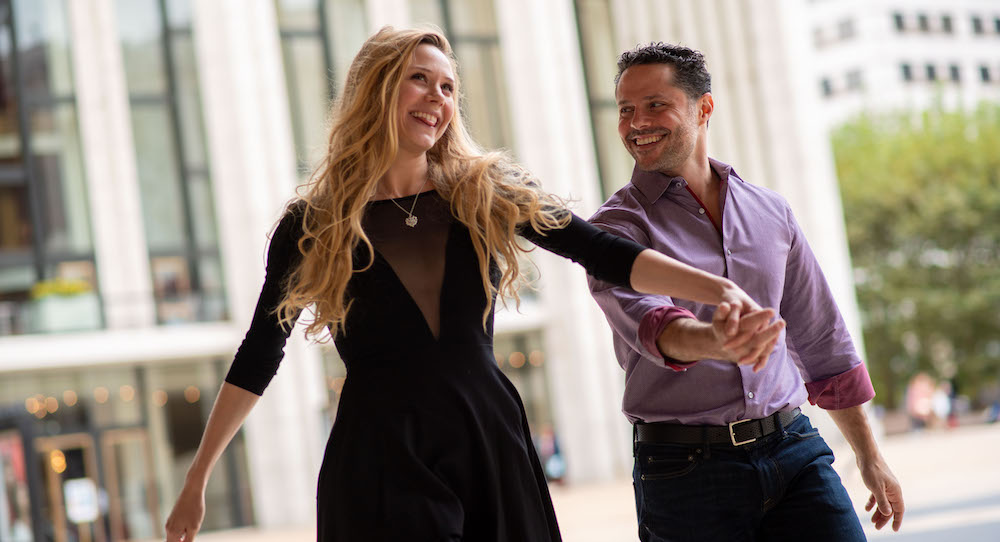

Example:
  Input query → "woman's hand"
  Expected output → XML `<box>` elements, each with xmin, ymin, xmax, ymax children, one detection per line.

<box><xmin>165</xmin><ymin>483</ymin><xmax>206</xmax><ymax>542</ymax></box>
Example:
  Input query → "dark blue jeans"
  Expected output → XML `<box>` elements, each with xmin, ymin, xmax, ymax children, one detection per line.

<box><xmin>632</xmin><ymin>414</ymin><xmax>866</xmax><ymax>542</ymax></box>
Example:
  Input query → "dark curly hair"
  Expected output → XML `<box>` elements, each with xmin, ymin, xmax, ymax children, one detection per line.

<box><xmin>615</xmin><ymin>42</ymin><xmax>711</xmax><ymax>101</ymax></box>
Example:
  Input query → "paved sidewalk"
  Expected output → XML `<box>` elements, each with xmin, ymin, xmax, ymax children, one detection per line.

<box><xmin>192</xmin><ymin>423</ymin><xmax>1000</xmax><ymax>541</ymax></box>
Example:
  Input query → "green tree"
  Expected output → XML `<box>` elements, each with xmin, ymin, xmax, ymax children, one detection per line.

<box><xmin>832</xmin><ymin>103</ymin><xmax>1000</xmax><ymax>409</ymax></box>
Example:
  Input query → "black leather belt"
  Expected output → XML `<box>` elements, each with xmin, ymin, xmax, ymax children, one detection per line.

<box><xmin>635</xmin><ymin>408</ymin><xmax>801</xmax><ymax>447</ymax></box>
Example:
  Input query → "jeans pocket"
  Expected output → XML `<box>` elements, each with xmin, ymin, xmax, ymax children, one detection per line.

<box><xmin>786</xmin><ymin>429</ymin><xmax>821</xmax><ymax>440</ymax></box>
<box><xmin>639</xmin><ymin>451</ymin><xmax>699</xmax><ymax>481</ymax></box>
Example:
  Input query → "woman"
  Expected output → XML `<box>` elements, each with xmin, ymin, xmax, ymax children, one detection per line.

<box><xmin>165</xmin><ymin>26</ymin><xmax>776</xmax><ymax>542</ymax></box>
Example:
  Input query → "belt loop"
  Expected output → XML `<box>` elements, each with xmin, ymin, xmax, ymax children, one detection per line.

<box><xmin>701</xmin><ymin>426</ymin><xmax>711</xmax><ymax>459</ymax></box>
<box><xmin>633</xmin><ymin>424</ymin><xmax>639</xmax><ymax>457</ymax></box>
<box><xmin>776</xmin><ymin>411</ymin><xmax>786</xmax><ymax>437</ymax></box>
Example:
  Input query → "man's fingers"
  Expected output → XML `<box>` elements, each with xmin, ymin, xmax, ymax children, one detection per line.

<box><xmin>725</xmin><ymin>303</ymin><xmax>741</xmax><ymax>337</ymax></box>
<box><xmin>875</xmin><ymin>490</ymin><xmax>893</xmax><ymax>518</ymax></box>
<box><xmin>889</xmin><ymin>487</ymin><xmax>905</xmax><ymax>531</ymax></box>
<box><xmin>736</xmin><ymin>320</ymin><xmax>785</xmax><ymax>365</ymax></box>
<box><xmin>722</xmin><ymin>310</ymin><xmax>774</xmax><ymax>350</ymax></box>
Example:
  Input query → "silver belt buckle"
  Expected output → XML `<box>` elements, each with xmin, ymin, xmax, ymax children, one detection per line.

<box><xmin>728</xmin><ymin>419</ymin><xmax>756</xmax><ymax>446</ymax></box>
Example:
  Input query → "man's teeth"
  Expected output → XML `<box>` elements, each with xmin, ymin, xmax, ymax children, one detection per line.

<box><xmin>635</xmin><ymin>135</ymin><xmax>663</xmax><ymax>146</ymax></box>
<box><xmin>411</xmin><ymin>112</ymin><xmax>437</xmax><ymax>126</ymax></box>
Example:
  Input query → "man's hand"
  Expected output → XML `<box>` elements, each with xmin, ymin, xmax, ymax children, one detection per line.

<box><xmin>860</xmin><ymin>456</ymin><xmax>904</xmax><ymax>531</ymax></box>
<box><xmin>710</xmin><ymin>303</ymin><xmax>785</xmax><ymax>372</ymax></box>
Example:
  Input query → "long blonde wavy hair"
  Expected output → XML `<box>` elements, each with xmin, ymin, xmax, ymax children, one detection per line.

<box><xmin>276</xmin><ymin>26</ymin><xmax>570</xmax><ymax>339</ymax></box>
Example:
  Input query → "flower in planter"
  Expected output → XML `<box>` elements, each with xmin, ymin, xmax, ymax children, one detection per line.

<box><xmin>29</xmin><ymin>278</ymin><xmax>93</xmax><ymax>299</ymax></box>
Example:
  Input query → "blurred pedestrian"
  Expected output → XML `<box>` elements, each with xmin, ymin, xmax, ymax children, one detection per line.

<box><xmin>588</xmin><ymin>42</ymin><xmax>905</xmax><ymax>541</ymax></box>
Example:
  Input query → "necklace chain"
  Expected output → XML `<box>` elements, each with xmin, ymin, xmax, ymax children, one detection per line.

<box><xmin>382</xmin><ymin>177</ymin><xmax>428</xmax><ymax>227</ymax></box>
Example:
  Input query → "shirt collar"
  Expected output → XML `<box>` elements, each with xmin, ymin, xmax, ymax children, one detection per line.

<box><xmin>630</xmin><ymin>157</ymin><xmax>738</xmax><ymax>203</ymax></box>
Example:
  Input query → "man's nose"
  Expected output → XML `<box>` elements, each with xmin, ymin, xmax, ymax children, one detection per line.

<box><xmin>630</xmin><ymin>110</ymin><xmax>651</xmax><ymax>131</ymax></box>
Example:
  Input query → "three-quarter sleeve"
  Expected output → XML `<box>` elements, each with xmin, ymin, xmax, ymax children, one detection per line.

<box><xmin>224</xmin><ymin>208</ymin><xmax>305</xmax><ymax>395</ymax></box>
<box><xmin>779</xmin><ymin>200</ymin><xmax>874</xmax><ymax>409</ymax></box>
<box><xmin>518</xmin><ymin>212</ymin><xmax>645</xmax><ymax>288</ymax></box>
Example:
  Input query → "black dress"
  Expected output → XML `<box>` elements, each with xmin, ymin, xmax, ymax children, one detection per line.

<box><xmin>225</xmin><ymin>190</ymin><xmax>644</xmax><ymax>541</ymax></box>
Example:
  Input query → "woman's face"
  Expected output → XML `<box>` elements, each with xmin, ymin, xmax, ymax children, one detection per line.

<box><xmin>395</xmin><ymin>44</ymin><xmax>456</xmax><ymax>157</ymax></box>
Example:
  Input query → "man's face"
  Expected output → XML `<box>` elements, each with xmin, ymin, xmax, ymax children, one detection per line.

<box><xmin>615</xmin><ymin>63</ymin><xmax>701</xmax><ymax>174</ymax></box>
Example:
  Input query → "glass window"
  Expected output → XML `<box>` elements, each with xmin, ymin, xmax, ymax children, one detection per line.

<box><xmin>575</xmin><ymin>0</ymin><xmax>639</xmax><ymax>196</ymax></box>
<box><xmin>838</xmin><ymin>18</ymin><xmax>855</xmax><ymax>39</ymax></box>
<box><xmin>812</xmin><ymin>27</ymin><xmax>824</xmax><ymax>48</ymax></box>
<box><xmin>949</xmin><ymin>64</ymin><xmax>961</xmax><ymax>82</ymax></box>
<box><xmin>917</xmin><ymin>13</ymin><xmax>929</xmax><ymax>32</ymax></box>
<box><xmin>972</xmin><ymin>16</ymin><xmax>983</xmax><ymax>34</ymax></box>
<box><xmin>893</xmin><ymin>12</ymin><xmax>905</xmax><ymax>32</ymax></box>
<box><xmin>901</xmin><ymin>63</ymin><xmax>913</xmax><ymax>82</ymax></box>
<box><xmin>0</xmin><ymin>0</ymin><xmax>101</xmax><ymax>336</ymax></box>
<box><xmin>820</xmin><ymin>77</ymin><xmax>833</xmax><ymax>96</ymax></box>
<box><xmin>276</xmin><ymin>0</ymin><xmax>367</xmax><ymax>175</ymax></box>
<box><xmin>846</xmin><ymin>70</ymin><xmax>863</xmax><ymax>91</ymax></box>
<box><xmin>926</xmin><ymin>64</ymin><xmax>937</xmax><ymax>81</ymax></box>
<box><xmin>942</xmin><ymin>14</ymin><xmax>953</xmax><ymax>33</ymax></box>
<box><xmin>995</xmin><ymin>17</ymin><xmax>1000</xmax><ymax>33</ymax></box>
<box><xmin>981</xmin><ymin>65</ymin><xmax>991</xmax><ymax>82</ymax></box>
<box><xmin>115</xmin><ymin>0</ymin><xmax>228</xmax><ymax>325</ymax></box>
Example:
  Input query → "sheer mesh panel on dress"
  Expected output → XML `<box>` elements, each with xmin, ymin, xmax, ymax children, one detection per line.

<box><xmin>363</xmin><ymin>191</ymin><xmax>451</xmax><ymax>339</ymax></box>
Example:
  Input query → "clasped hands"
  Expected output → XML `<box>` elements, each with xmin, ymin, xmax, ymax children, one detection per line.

<box><xmin>710</xmin><ymin>298</ymin><xmax>786</xmax><ymax>373</ymax></box>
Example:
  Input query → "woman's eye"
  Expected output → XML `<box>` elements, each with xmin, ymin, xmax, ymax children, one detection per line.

<box><xmin>442</xmin><ymin>83</ymin><xmax>454</xmax><ymax>93</ymax></box>
<box><xmin>412</xmin><ymin>73</ymin><xmax>427</xmax><ymax>81</ymax></box>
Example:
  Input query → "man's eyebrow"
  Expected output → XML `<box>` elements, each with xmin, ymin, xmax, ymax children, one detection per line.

<box><xmin>617</xmin><ymin>94</ymin><xmax>665</xmax><ymax>106</ymax></box>
<box><xmin>410</xmin><ymin>65</ymin><xmax>455</xmax><ymax>84</ymax></box>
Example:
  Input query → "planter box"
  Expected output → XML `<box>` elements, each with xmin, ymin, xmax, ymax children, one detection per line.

<box><xmin>29</xmin><ymin>293</ymin><xmax>102</xmax><ymax>333</ymax></box>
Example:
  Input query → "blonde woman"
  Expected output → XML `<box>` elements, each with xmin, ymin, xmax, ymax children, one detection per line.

<box><xmin>165</xmin><ymin>27</ymin><xmax>779</xmax><ymax>542</ymax></box>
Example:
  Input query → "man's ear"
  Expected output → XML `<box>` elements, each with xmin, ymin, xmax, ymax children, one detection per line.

<box><xmin>699</xmin><ymin>93</ymin><xmax>714</xmax><ymax>126</ymax></box>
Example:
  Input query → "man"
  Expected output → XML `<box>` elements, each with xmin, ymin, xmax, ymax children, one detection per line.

<box><xmin>587</xmin><ymin>43</ymin><xmax>904</xmax><ymax>541</ymax></box>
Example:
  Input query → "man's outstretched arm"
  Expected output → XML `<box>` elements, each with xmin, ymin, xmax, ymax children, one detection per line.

<box><xmin>828</xmin><ymin>405</ymin><xmax>904</xmax><ymax>532</ymax></box>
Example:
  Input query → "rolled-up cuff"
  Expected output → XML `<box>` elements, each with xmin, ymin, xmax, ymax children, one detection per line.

<box><xmin>639</xmin><ymin>305</ymin><xmax>697</xmax><ymax>371</ymax></box>
<box><xmin>806</xmin><ymin>363</ymin><xmax>876</xmax><ymax>409</ymax></box>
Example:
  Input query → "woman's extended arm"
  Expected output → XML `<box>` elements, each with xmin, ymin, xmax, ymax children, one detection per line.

<box><xmin>630</xmin><ymin>248</ymin><xmax>757</xmax><ymax>313</ymax></box>
<box><xmin>165</xmin><ymin>383</ymin><xmax>260</xmax><ymax>542</ymax></box>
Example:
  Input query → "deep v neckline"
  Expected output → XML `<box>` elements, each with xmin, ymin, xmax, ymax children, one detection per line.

<box><xmin>367</xmin><ymin>220</ymin><xmax>455</xmax><ymax>344</ymax></box>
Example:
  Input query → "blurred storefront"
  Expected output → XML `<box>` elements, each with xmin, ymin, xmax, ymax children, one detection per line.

<box><xmin>0</xmin><ymin>360</ymin><xmax>255</xmax><ymax>541</ymax></box>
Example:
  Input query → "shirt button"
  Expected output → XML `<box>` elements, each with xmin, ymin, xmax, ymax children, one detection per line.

<box><xmin>698</xmin><ymin>208</ymin><xmax>706</xmax><ymax>214</ymax></box>
<box><xmin>748</xmin><ymin>391</ymin><xmax>755</xmax><ymax>399</ymax></box>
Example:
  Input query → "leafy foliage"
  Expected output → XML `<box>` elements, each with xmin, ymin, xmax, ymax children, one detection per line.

<box><xmin>832</xmin><ymin>103</ymin><xmax>1000</xmax><ymax>408</ymax></box>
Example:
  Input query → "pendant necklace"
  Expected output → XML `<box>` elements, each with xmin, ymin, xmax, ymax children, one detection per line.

<box><xmin>384</xmin><ymin>177</ymin><xmax>428</xmax><ymax>227</ymax></box>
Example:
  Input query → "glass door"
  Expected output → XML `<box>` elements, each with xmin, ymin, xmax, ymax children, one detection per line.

<box><xmin>101</xmin><ymin>428</ymin><xmax>160</xmax><ymax>541</ymax></box>
<box><xmin>34</xmin><ymin>433</ymin><xmax>108</xmax><ymax>542</ymax></box>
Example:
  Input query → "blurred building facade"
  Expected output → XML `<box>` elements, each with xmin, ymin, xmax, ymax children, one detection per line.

<box><xmin>0</xmin><ymin>0</ymin><xmax>863</xmax><ymax>539</ymax></box>
<box><xmin>807</xmin><ymin>0</ymin><xmax>1000</xmax><ymax>130</ymax></box>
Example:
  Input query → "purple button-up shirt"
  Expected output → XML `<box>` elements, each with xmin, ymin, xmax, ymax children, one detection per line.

<box><xmin>588</xmin><ymin>158</ymin><xmax>874</xmax><ymax>425</ymax></box>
